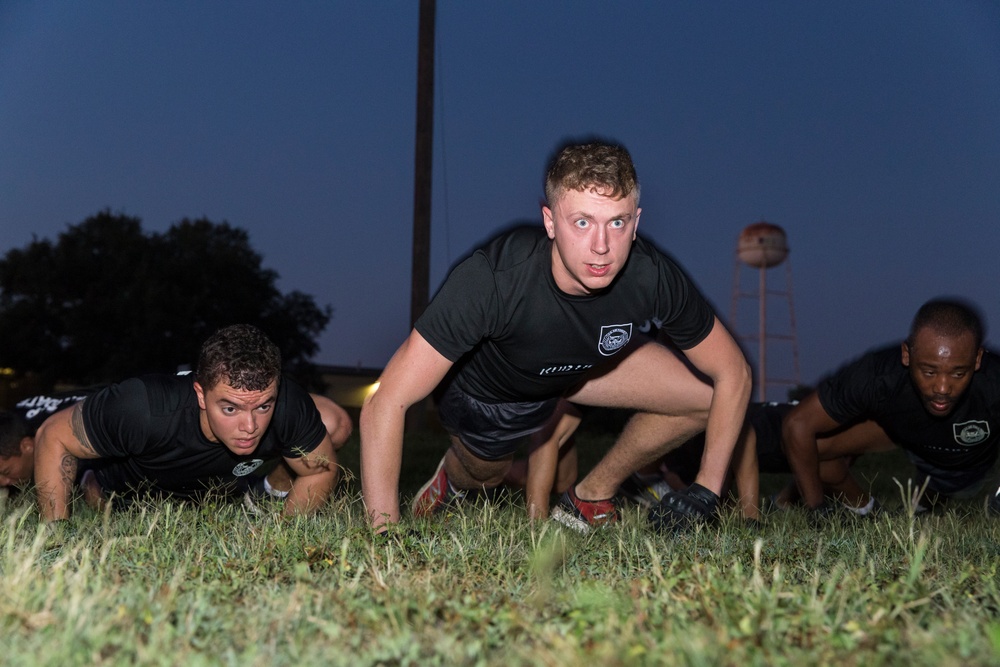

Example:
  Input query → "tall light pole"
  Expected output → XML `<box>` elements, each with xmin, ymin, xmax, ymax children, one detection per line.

<box><xmin>410</xmin><ymin>0</ymin><xmax>435</xmax><ymax>328</ymax></box>
<box><xmin>408</xmin><ymin>0</ymin><xmax>436</xmax><ymax>430</ymax></box>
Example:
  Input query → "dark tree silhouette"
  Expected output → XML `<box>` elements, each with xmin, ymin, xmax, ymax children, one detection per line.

<box><xmin>0</xmin><ymin>210</ymin><xmax>331</xmax><ymax>386</ymax></box>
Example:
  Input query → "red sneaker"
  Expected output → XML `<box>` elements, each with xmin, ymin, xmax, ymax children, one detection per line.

<box><xmin>411</xmin><ymin>456</ymin><xmax>466</xmax><ymax>518</ymax></box>
<box><xmin>551</xmin><ymin>484</ymin><xmax>619</xmax><ymax>534</ymax></box>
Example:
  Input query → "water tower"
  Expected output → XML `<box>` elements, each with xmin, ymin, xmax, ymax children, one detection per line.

<box><xmin>730</xmin><ymin>221</ymin><xmax>800</xmax><ymax>401</ymax></box>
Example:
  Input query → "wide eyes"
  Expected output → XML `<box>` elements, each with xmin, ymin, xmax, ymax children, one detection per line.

<box><xmin>220</xmin><ymin>404</ymin><xmax>272</xmax><ymax>415</ymax></box>
<box><xmin>572</xmin><ymin>219</ymin><xmax>625</xmax><ymax>229</ymax></box>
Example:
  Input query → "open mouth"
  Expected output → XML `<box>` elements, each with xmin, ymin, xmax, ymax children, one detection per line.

<box><xmin>927</xmin><ymin>398</ymin><xmax>952</xmax><ymax>414</ymax></box>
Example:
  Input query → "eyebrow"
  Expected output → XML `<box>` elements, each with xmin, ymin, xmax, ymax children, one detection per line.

<box><xmin>218</xmin><ymin>394</ymin><xmax>276</xmax><ymax>409</ymax></box>
<box><xmin>568</xmin><ymin>210</ymin><xmax>635</xmax><ymax>221</ymax></box>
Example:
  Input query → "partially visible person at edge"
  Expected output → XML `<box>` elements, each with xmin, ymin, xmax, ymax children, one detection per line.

<box><xmin>33</xmin><ymin>324</ymin><xmax>347</xmax><ymax>521</ymax></box>
<box><xmin>783</xmin><ymin>298</ymin><xmax>1000</xmax><ymax>517</ymax></box>
<box><xmin>0</xmin><ymin>388</ymin><xmax>99</xmax><ymax>489</ymax></box>
<box><xmin>360</xmin><ymin>140</ymin><xmax>751</xmax><ymax>534</ymax></box>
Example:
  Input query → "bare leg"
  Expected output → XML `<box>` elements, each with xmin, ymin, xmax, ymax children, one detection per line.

<box><xmin>575</xmin><ymin>412</ymin><xmax>704</xmax><ymax>500</ymax></box>
<box><xmin>444</xmin><ymin>435</ymin><xmax>513</xmax><ymax>490</ymax></box>
<box><xmin>566</xmin><ymin>340</ymin><xmax>713</xmax><ymax>501</ymax></box>
<box><xmin>80</xmin><ymin>469</ymin><xmax>107</xmax><ymax>511</ymax></box>
<box><xmin>265</xmin><ymin>461</ymin><xmax>295</xmax><ymax>493</ymax></box>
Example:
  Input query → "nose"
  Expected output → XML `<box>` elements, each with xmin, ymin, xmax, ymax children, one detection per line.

<box><xmin>591</xmin><ymin>225</ymin><xmax>609</xmax><ymax>255</ymax></box>
<box><xmin>239</xmin><ymin>412</ymin><xmax>258</xmax><ymax>434</ymax></box>
<box><xmin>933</xmin><ymin>375</ymin><xmax>952</xmax><ymax>396</ymax></box>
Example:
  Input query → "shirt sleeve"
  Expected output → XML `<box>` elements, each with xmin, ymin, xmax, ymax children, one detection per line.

<box><xmin>816</xmin><ymin>353</ymin><xmax>884</xmax><ymax>424</ymax></box>
<box><xmin>274</xmin><ymin>379</ymin><xmax>327</xmax><ymax>459</ymax></box>
<box><xmin>414</xmin><ymin>252</ymin><xmax>500</xmax><ymax>362</ymax></box>
<box><xmin>653</xmin><ymin>251</ymin><xmax>716</xmax><ymax>350</ymax></box>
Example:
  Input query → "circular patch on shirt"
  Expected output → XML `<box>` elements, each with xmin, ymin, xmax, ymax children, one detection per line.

<box><xmin>599</xmin><ymin>323</ymin><xmax>633</xmax><ymax>356</ymax></box>
<box><xmin>953</xmin><ymin>421</ymin><xmax>990</xmax><ymax>446</ymax></box>
<box><xmin>232</xmin><ymin>459</ymin><xmax>265</xmax><ymax>477</ymax></box>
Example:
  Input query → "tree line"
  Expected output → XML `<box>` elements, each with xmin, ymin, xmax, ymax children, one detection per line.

<box><xmin>0</xmin><ymin>210</ymin><xmax>331</xmax><ymax>387</ymax></box>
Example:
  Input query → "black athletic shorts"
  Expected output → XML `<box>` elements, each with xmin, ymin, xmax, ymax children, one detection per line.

<box><xmin>751</xmin><ymin>402</ymin><xmax>796</xmax><ymax>473</ymax></box>
<box><xmin>437</xmin><ymin>383</ymin><xmax>560</xmax><ymax>460</ymax></box>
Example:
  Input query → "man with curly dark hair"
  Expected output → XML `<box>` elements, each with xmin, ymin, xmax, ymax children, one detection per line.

<box><xmin>34</xmin><ymin>324</ymin><xmax>348</xmax><ymax>521</ymax></box>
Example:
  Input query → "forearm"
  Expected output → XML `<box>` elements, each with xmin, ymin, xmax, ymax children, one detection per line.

<box><xmin>783</xmin><ymin>428</ymin><xmax>824</xmax><ymax>507</ymax></box>
<box><xmin>284</xmin><ymin>469</ymin><xmax>336</xmax><ymax>516</ymax></box>
<box><xmin>359</xmin><ymin>396</ymin><xmax>405</xmax><ymax>529</ymax></box>
<box><xmin>694</xmin><ymin>375</ymin><xmax>751</xmax><ymax>495</ymax></box>
<box><xmin>36</xmin><ymin>445</ymin><xmax>76</xmax><ymax>522</ymax></box>
<box><xmin>525</xmin><ymin>438</ymin><xmax>559</xmax><ymax>520</ymax></box>
<box><xmin>732</xmin><ymin>428</ymin><xmax>760</xmax><ymax>520</ymax></box>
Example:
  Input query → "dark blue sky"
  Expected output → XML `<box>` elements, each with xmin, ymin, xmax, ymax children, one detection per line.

<box><xmin>2</xmin><ymin>2</ymin><xmax>999</xmax><ymax>398</ymax></box>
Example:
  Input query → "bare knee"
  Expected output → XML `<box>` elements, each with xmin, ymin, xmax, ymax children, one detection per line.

<box><xmin>819</xmin><ymin>457</ymin><xmax>851</xmax><ymax>486</ymax></box>
<box><xmin>446</xmin><ymin>438</ymin><xmax>513</xmax><ymax>489</ymax></box>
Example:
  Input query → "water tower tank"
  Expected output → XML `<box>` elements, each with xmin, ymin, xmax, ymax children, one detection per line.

<box><xmin>738</xmin><ymin>221</ymin><xmax>788</xmax><ymax>268</ymax></box>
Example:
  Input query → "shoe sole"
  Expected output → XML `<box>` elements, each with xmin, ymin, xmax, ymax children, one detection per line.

<box><xmin>550</xmin><ymin>505</ymin><xmax>591</xmax><ymax>535</ymax></box>
<box><xmin>411</xmin><ymin>456</ymin><xmax>449</xmax><ymax>518</ymax></box>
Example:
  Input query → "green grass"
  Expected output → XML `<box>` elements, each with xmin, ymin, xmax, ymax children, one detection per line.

<box><xmin>1</xmin><ymin>429</ymin><xmax>999</xmax><ymax>666</ymax></box>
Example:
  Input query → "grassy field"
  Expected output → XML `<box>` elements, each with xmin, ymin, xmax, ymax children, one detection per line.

<box><xmin>1</xmin><ymin>428</ymin><xmax>1000</xmax><ymax>666</ymax></box>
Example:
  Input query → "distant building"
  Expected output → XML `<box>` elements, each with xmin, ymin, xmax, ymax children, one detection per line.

<box><xmin>315</xmin><ymin>364</ymin><xmax>382</xmax><ymax>410</ymax></box>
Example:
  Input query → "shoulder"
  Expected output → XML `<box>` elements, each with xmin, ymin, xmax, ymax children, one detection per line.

<box><xmin>276</xmin><ymin>375</ymin><xmax>312</xmax><ymax>406</ymax></box>
<box><xmin>273</xmin><ymin>376</ymin><xmax>321</xmax><ymax>424</ymax></box>
<box><xmin>622</xmin><ymin>235</ymin><xmax>698</xmax><ymax>287</ymax></box>
<box><xmin>86</xmin><ymin>374</ymin><xmax>192</xmax><ymax>420</ymax></box>
<box><xmin>977</xmin><ymin>349</ymin><xmax>1000</xmax><ymax>376</ymax></box>
<box><xmin>475</xmin><ymin>226</ymin><xmax>549</xmax><ymax>271</ymax></box>
<box><xmin>970</xmin><ymin>350</ymin><xmax>1000</xmax><ymax>397</ymax></box>
<box><xmin>817</xmin><ymin>345</ymin><xmax>904</xmax><ymax>415</ymax></box>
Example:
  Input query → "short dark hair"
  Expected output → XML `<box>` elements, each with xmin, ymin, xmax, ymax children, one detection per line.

<box><xmin>907</xmin><ymin>298</ymin><xmax>985</xmax><ymax>350</ymax></box>
<box><xmin>195</xmin><ymin>324</ymin><xmax>282</xmax><ymax>391</ymax></box>
<box><xmin>545</xmin><ymin>141</ymin><xmax>639</xmax><ymax>206</ymax></box>
<box><xmin>0</xmin><ymin>411</ymin><xmax>29</xmax><ymax>459</ymax></box>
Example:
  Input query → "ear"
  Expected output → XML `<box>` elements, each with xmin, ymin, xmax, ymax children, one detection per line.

<box><xmin>20</xmin><ymin>436</ymin><xmax>34</xmax><ymax>455</ymax></box>
<box><xmin>193</xmin><ymin>381</ymin><xmax>208</xmax><ymax>410</ymax></box>
<box><xmin>633</xmin><ymin>207</ymin><xmax>641</xmax><ymax>240</ymax></box>
<box><xmin>975</xmin><ymin>347</ymin><xmax>983</xmax><ymax>371</ymax></box>
<box><xmin>542</xmin><ymin>205</ymin><xmax>556</xmax><ymax>240</ymax></box>
<box><xmin>901</xmin><ymin>342</ymin><xmax>910</xmax><ymax>367</ymax></box>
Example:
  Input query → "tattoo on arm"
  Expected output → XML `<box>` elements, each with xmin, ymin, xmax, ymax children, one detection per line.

<box><xmin>70</xmin><ymin>404</ymin><xmax>96</xmax><ymax>455</ymax></box>
<box><xmin>60</xmin><ymin>454</ymin><xmax>78</xmax><ymax>490</ymax></box>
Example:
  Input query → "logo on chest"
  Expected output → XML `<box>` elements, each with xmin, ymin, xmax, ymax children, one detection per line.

<box><xmin>953</xmin><ymin>421</ymin><xmax>990</xmax><ymax>446</ymax></box>
<box><xmin>232</xmin><ymin>459</ymin><xmax>265</xmax><ymax>476</ymax></box>
<box><xmin>598</xmin><ymin>323</ymin><xmax>633</xmax><ymax>356</ymax></box>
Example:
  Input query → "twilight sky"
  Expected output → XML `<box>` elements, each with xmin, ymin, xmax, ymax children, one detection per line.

<box><xmin>2</xmin><ymin>1</ymin><xmax>999</xmax><ymax>399</ymax></box>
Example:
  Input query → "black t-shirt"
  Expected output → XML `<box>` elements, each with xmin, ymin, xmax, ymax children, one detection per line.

<box><xmin>15</xmin><ymin>388</ymin><xmax>99</xmax><ymax>433</ymax></box>
<box><xmin>83</xmin><ymin>374</ymin><xmax>325</xmax><ymax>499</ymax></box>
<box><xmin>415</xmin><ymin>227</ymin><xmax>716</xmax><ymax>402</ymax></box>
<box><xmin>818</xmin><ymin>345</ymin><xmax>1000</xmax><ymax>471</ymax></box>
